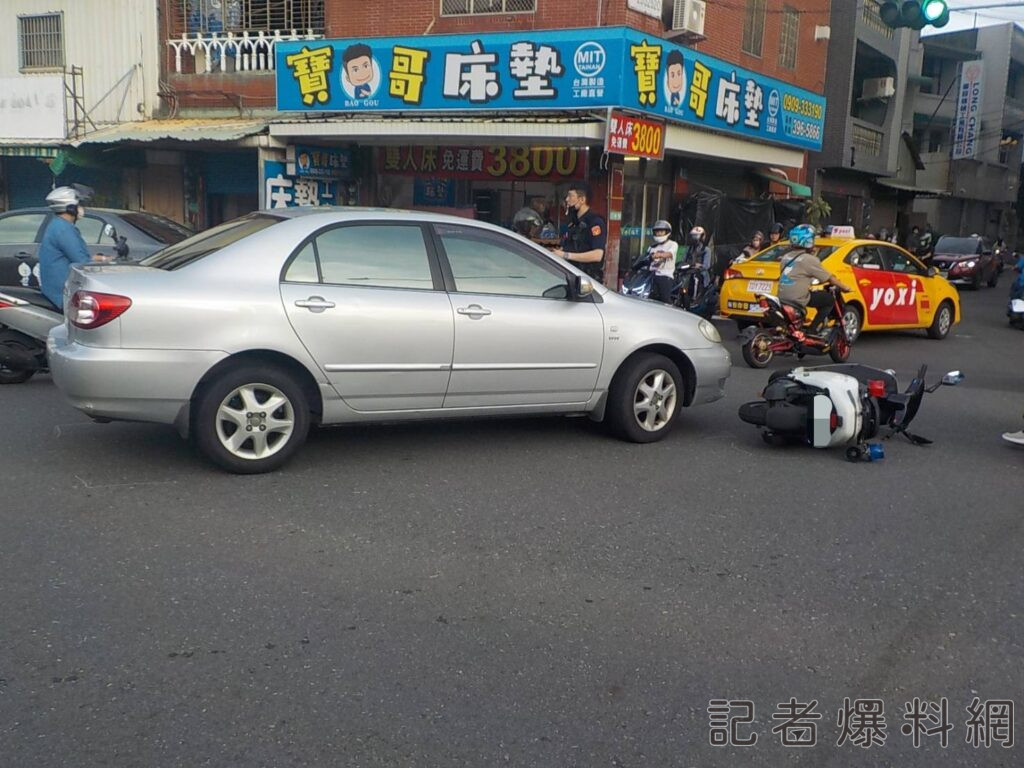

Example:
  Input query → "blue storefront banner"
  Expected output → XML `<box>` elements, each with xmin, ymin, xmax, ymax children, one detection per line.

<box><xmin>276</xmin><ymin>26</ymin><xmax>825</xmax><ymax>152</ymax></box>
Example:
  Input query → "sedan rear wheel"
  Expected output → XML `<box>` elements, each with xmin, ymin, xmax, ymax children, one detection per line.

<box><xmin>607</xmin><ymin>353</ymin><xmax>683</xmax><ymax>443</ymax></box>
<box><xmin>194</xmin><ymin>365</ymin><xmax>309</xmax><ymax>473</ymax></box>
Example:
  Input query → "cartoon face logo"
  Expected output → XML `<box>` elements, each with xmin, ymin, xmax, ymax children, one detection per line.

<box><xmin>341</xmin><ymin>43</ymin><xmax>381</xmax><ymax>100</ymax></box>
<box><xmin>663</xmin><ymin>49</ymin><xmax>686</xmax><ymax>109</ymax></box>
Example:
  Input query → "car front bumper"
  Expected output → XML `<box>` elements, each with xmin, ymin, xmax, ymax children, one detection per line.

<box><xmin>687</xmin><ymin>343</ymin><xmax>732</xmax><ymax>405</ymax></box>
<box><xmin>48</xmin><ymin>325</ymin><xmax>226</xmax><ymax>425</ymax></box>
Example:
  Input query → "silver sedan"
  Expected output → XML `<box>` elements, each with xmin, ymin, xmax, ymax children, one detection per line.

<box><xmin>47</xmin><ymin>209</ymin><xmax>731</xmax><ymax>473</ymax></box>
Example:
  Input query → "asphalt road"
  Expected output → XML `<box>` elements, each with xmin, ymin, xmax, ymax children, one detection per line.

<box><xmin>1</xmin><ymin>284</ymin><xmax>1021</xmax><ymax>767</ymax></box>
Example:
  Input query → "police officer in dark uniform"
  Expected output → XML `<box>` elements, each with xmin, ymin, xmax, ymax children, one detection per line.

<box><xmin>552</xmin><ymin>183</ymin><xmax>607</xmax><ymax>282</ymax></box>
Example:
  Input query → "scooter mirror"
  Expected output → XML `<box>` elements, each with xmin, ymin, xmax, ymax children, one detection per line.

<box><xmin>102</xmin><ymin>223</ymin><xmax>116</xmax><ymax>240</ymax></box>
<box><xmin>926</xmin><ymin>266</ymin><xmax>937</xmax><ymax>277</ymax></box>
<box><xmin>941</xmin><ymin>371</ymin><xmax>964</xmax><ymax>386</ymax></box>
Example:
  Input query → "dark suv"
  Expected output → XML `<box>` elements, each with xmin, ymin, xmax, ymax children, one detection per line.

<box><xmin>0</xmin><ymin>208</ymin><xmax>192</xmax><ymax>288</ymax></box>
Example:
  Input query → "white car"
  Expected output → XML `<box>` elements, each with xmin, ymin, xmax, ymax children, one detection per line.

<box><xmin>48</xmin><ymin>209</ymin><xmax>731</xmax><ymax>473</ymax></box>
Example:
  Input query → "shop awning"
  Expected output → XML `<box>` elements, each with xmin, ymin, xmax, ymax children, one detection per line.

<box><xmin>663</xmin><ymin>124</ymin><xmax>805</xmax><ymax>169</ymax></box>
<box><xmin>0</xmin><ymin>142</ymin><xmax>63</xmax><ymax>158</ymax></box>
<box><xmin>752</xmin><ymin>169</ymin><xmax>813</xmax><ymax>197</ymax></box>
<box><xmin>70</xmin><ymin>118</ymin><xmax>269</xmax><ymax>146</ymax></box>
<box><xmin>875</xmin><ymin>178</ymin><xmax>949</xmax><ymax>196</ymax></box>
<box><xmin>270</xmin><ymin>117</ymin><xmax>606</xmax><ymax>144</ymax></box>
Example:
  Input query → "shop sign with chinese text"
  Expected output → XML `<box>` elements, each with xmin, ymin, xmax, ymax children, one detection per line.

<box><xmin>605</xmin><ymin>109</ymin><xmax>665</xmax><ymax>160</ymax></box>
<box><xmin>276</xmin><ymin>26</ymin><xmax>825</xmax><ymax>152</ymax></box>
<box><xmin>377</xmin><ymin>145</ymin><xmax>586</xmax><ymax>180</ymax></box>
<box><xmin>952</xmin><ymin>62</ymin><xmax>983</xmax><ymax>160</ymax></box>
<box><xmin>288</xmin><ymin>144</ymin><xmax>353</xmax><ymax>179</ymax></box>
<box><xmin>264</xmin><ymin>160</ymin><xmax>339</xmax><ymax>208</ymax></box>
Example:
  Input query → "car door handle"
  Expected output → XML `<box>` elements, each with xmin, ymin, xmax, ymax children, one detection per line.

<box><xmin>294</xmin><ymin>296</ymin><xmax>336</xmax><ymax>312</ymax></box>
<box><xmin>15</xmin><ymin>251</ymin><xmax>31</xmax><ymax>258</ymax></box>
<box><xmin>457</xmin><ymin>304</ymin><xmax>492</xmax><ymax>318</ymax></box>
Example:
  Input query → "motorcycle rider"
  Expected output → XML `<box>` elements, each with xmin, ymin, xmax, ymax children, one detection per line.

<box><xmin>645</xmin><ymin>220</ymin><xmax>679</xmax><ymax>304</ymax></box>
<box><xmin>37</xmin><ymin>186</ymin><xmax>94</xmax><ymax>310</ymax></box>
<box><xmin>768</xmin><ymin>222</ymin><xmax>784</xmax><ymax>246</ymax></box>
<box><xmin>778</xmin><ymin>224</ymin><xmax>852</xmax><ymax>333</ymax></box>
<box><xmin>732</xmin><ymin>230</ymin><xmax>765</xmax><ymax>265</ymax></box>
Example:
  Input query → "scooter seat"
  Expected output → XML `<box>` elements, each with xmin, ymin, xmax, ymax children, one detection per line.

<box><xmin>0</xmin><ymin>286</ymin><xmax>61</xmax><ymax>313</ymax></box>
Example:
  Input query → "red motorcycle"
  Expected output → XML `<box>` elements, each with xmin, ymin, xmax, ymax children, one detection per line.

<box><xmin>739</xmin><ymin>285</ymin><xmax>852</xmax><ymax>368</ymax></box>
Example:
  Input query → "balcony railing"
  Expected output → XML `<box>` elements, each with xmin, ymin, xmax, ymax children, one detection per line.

<box><xmin>168</xmin><ymin>29</ymin><xmax>321</xmax><ymax>74</ymax></box>
<box><xmin>166</xmin><ymin>1</ymin><xmax>324</xmax><ymax>74</ymax></box>
<box><xmin>852</xmin><ymin>121</ymin><xmax>884</xmax><ymax>158</ymax></box>
<box><xmin>861</xmin><ymin>0</ymin><xmax>894</xmax><ymax>40</ymax></box>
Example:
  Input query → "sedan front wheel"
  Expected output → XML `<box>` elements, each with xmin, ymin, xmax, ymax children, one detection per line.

<box><xmin>194</xmin><ymin>364</ymin><xmax>310</xmax><ymax>473</ymax></box>
<box><xmin>607</xmin><ymin>353</ymin><xmax>683</xmax><ymax>443</ymax></box>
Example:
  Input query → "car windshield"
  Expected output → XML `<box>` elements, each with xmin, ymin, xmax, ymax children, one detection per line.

<box><xmin>139</xmin><ymin>214</ymin><xmax>284</xmax><ymax>270</ymax></box>
<box><xmin>935</xmin><ymin>237</ymin><xmax>980</xmax><ymax>255</ymax></box>
<box><xmin>119</xmin><ymin>212</ymin><xmax>192</xmax><ymax>245</ymax></box>
<box><xmin>752</xmin><ymin>243</ymin><xmax>836</xmax><ymax>262</ymax></box>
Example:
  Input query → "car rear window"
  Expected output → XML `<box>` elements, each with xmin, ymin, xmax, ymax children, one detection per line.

<box><xmin>752</xmin><ymin>243</ymin><xmax>836</xmax><ymax>262</ymax></box>
<box><xmin>935</xmin><ymin>237</ymin><xmax>980</xmax><ymax>255</ymax></box>
<box><xmin>120</xmin><ymin>212</ymin><xmax>192</xmax><ymax>245</ymax></box>
<box><xmin>139</xmin><ymin>214</ymin><xmax>283</xmax><ymax>270</ymax></box>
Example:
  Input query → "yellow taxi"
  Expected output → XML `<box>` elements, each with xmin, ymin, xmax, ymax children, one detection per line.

<box><xmin>719</xmin><ymin>228</ymin><xmax>961</xmax><ymax>341</ymax></box>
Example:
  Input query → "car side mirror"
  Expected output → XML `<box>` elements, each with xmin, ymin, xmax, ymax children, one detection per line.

<box><xmin>927</xmin><ymin>266</ymin><xmax>937</xmax><ymax>277</ymax></box>
<box><xmin>941</xmin><ymin>370</ymin><xmax>964</xmax><ymax>386</ymax></box>
<box><xmin>570</xmin><ymin>274</ymin><xmax>595</xmax><ymax>300</ymax></box>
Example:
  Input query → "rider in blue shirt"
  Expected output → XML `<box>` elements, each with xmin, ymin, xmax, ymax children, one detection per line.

<box><xmin>37</xmin><ymin>186</ymin><xmax>92</xmax><ymax>308</ymax></box>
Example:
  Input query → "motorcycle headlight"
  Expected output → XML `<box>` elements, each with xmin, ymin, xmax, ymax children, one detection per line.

<box><xmin>699</xmin><ymin>318</ymin><xmax>721</xmax><ymax>343</ymax></box>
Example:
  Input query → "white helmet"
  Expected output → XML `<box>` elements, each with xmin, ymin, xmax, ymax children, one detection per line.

<box><xmin>652</xmin><ymin>219</ymin><xmax>672</xmax><ymax>244</ymax></box>
<box><xmin>45</xmin><ymin>186</ymin><xmax>84</xmax><ymax>214</ymax></box>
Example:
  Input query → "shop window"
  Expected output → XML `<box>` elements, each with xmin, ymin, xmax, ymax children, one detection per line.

<box><xmin>314</xmin><ymin>224</ymin><xmax>433</xmax><ymax>290</ymax></box>
<box><xmin>18</xmin><ymin>12</ymin><xmax>64</xmax><ymax>71</ymax></box>
<box><xmin>441</xmin><ymin>0</ymin><xmax>535</xmax><ymax>16</ymax></box>
<box><xmin>0</xmin><ymin>213</ymin><xmax>47</xmax><ymax>244</ymax></box>
<box><xmin>742</xmin><ymin>0</ymin><xmax>767</xmax><ymax>58</ymax></box>
<box><xmin>778</xmin><ymin>7</ymin><xmax>799</xmax><ymax>70</ymax></box>
<box><xmin>436</xmin><ymin>224</ymin><xmax>566</xmax><ymax>298</ymax></box>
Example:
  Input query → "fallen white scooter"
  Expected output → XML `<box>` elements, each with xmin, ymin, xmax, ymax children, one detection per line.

<box><xmin>738</xmin><ymin>363</ymin><xmax>964</xmax><ymax>461</ymax></box>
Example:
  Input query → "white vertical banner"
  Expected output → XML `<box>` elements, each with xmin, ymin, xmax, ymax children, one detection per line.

<box><xmin>951</xmin><ymin>61</ymin><xmax>984</xmax><ymax>160</ymax></box>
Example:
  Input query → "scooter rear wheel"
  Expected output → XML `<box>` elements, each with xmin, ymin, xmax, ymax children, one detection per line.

<box><xmin>741</xmin><ymin>331</ymin><xmax>775</xmax><ymax>368</ymax></box>
<box><xmin>0</xmin><ymin>331</ymin><xmax>38</xmax><ymax>385</ymax></box>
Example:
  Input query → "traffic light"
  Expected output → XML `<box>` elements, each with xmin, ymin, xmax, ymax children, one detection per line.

<box><xmin>880</xmin><ymin>0</ymin><xmax>950</xmax><ymax>30</ymax></box>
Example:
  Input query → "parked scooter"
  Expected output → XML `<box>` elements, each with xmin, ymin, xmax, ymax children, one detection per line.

<box><xmin>739</xmin><ymin>285</ymin><xmax>851</xmax><ymax>368</ymax></box>
<box><xmin>738</xmin><ymin>363</ymin><xmax>964</xmax><ymax>460</ymax></box>
<box><xmin>0</xmin><ymin>227</ymin><xmax>128</xmax><ymax>384</ymax></box>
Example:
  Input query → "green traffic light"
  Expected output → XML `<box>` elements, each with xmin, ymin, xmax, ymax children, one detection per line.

<box><xmin>922</xmin><ymin>0</ymin><xmax>947</xmax><ymax>22</ymax></box>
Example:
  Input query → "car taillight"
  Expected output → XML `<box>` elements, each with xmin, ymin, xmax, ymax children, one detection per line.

<box><xmin>69</xmin><ymin>291</ymin><xmax>132</xmax><ymax>329</ymax></box>
<box><xmin>724</xmin><ymin>268</ymin><xmax>743</xmax><ymax>280</ymax></box>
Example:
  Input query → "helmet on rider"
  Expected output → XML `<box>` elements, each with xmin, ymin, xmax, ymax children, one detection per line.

<box><xmin>789</xmin><ymin>224</ymin><xmax>816</xmax><ymax>250</ymax></box>
<box><xmin>45</xmin><ymin>185</ymin><xmax>90</xmax><ymax>219</ymax></box>
<box><xmin>652</xmin><ymin>219</ymin><xmax>672</xmax><ymax>244</ymax></box>
<box><xmin>688</xmin><ymin>226</ymin><xmax>706</xmax><ymax>246</ymax></box>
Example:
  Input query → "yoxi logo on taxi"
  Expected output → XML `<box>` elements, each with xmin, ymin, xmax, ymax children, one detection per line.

<box><xmin>868</xmin><ymin>280</ymin><xmax>920</xmax><ymax>311</ymax></box>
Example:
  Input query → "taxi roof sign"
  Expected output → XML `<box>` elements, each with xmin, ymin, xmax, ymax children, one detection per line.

<box><xmin>827</xmin><ymin>225</ymin><xmax>856</xmax><ymax>239</ymax></box>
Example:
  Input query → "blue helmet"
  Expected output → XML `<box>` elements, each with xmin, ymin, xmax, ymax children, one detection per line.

<box><xmin>789</xmin><ymin>224</ymin><xmax>816</xmax><ymax>249</ymax></box>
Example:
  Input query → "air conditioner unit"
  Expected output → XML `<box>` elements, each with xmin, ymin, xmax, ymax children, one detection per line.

<box><xmin>669</xmin><ymin>0</ymin><xmax>706</xmax><ymax>41</ymax></box>
<box><xmin>861</xmin><ymin>76</ymin><xmax>896</xmax><ymax>100</ymax></box>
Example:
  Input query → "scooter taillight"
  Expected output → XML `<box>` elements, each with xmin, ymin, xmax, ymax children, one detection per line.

<box><xmin>758</xmin><ymin>297</ymin><xmax>770</xmax><ymax>308</ymax></box>
<box><xmin>830</xmin><ymin>409</ymin><xmax>839</xmax><ymax>431</ymax></box>
<box><xmin>867</xmin><ymin>379</ymin><xmax>887</xmax><ymax>398</ymax></box>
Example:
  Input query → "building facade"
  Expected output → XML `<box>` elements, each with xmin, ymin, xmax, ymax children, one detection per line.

<box><xmin>3</xmin><ymin>0</ymin><xmax>834</xmax><ymax>280</ymax></box>
<box><xmin>807</xmin><ymin>0</ymin><xmax>921</xmax><ymax>236</ymax></box>
<box><xmin>906</xmin><ymin>24</ymin><xmax>1024</xmax><ymax>242</ymax></box>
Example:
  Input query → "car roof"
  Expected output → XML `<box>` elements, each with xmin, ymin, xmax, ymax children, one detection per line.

<box><xmin>1</xmin><ymin>207</ymin><xmax>161</xmax><ymax>217</ymax></box>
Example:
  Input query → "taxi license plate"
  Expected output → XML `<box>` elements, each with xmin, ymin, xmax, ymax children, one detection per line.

<box><xmin>748</xmin><ymin>280</ymin><xmax>773</xmax><ymax>294</ymax></box>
